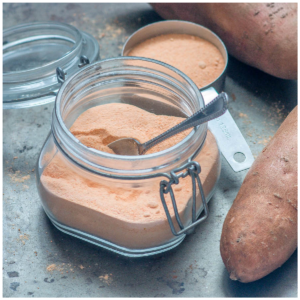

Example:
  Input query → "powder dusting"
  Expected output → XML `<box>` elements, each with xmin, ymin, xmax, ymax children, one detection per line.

<box><xmin>9</xmin><ymin>171</ymin><xmax>30</xmax><ymax>183</ymax></box>
<box><xmin>18</xmin><ymin>233</ymin><xmax>29</xmax><ymax>245</ymax></box>
<box><xmin>128</xmin><ymin>33</ymin><xmax>225</xmax><ymax>88</ymax></box>
<box><xmin>46</xmin><ymin>264</ymin><xmax>58</xmax><ymax>272</ymax></box>
<box><xmin>46</xmin><ymin>263</ymin><xmax>75</xmax><ymax>274</ymax></box>
<box><xmin>99</xmin><ymin>274</ymin><xmax>113</xmax><ymax>285</ymax></box>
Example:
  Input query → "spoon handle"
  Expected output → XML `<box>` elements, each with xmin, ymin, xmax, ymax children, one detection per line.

<box><xmin>141</xmin><ymin>92</ymin><xmax>228</xmax><ymax>154</ymax></box>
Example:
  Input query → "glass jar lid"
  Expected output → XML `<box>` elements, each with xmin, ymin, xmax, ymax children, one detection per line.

<box><xmin>3</xmin><ymin>22</ymin><xmax>100</xmax><ymax>109</ymax></box>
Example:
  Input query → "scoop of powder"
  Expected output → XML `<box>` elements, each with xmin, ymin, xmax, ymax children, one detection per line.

<box><xmin>128</xmin><ymin>33</ymin><xmax>225</xmax><ymax>88</ymax></box>
<box><xmin>70</xmin><ymin>103</ymin><xmax>192</xmax><ymax>154</ymax></box>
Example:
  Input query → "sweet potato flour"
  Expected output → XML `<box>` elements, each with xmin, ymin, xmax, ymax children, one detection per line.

<box><xmin>40</xmin><ymin>103</ymin><xmax>220</xmax><ymax>249</ymax></box>
<box><xmin>128</xmin><ymin>33</ymin><xmax>225</xmax><ymax>88</ymax></box>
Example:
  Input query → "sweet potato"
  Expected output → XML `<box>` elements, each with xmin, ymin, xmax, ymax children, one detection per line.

<box><xmin>151</xmin><ymin>3</ymin><xmax>297</xmax><ymax>80</ymax></box>
<box><xmin>220</xmin><ymin>107</ymin><xmax>297</xmax><ymax>283</ymax></box>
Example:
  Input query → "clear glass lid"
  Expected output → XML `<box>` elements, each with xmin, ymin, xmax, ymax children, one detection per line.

<box><xmin>3</xmin><ymin>22</ymin><xmax>100</xmax><ymax>109</ymax></box>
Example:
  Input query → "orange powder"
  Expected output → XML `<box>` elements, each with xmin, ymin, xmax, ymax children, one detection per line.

<box><xmin>39</xmin><ymin>103</ymin><xmax>220</xmax><ymax>249</ymax></box>
<box><xmin>69</xmin><ymin>103</ymin><xmax>192</xmax><ymax>155</ymax></box>
<box><xmin>128</xmin><ymin>33</ymin><xmax>225</xmax><ymax>88</ymax></box>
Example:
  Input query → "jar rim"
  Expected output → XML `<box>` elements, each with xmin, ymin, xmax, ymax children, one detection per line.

<box><xmin>54</xmin><ymin>57</ymin><xmax>207</xmax><ymax>174</ymax></box>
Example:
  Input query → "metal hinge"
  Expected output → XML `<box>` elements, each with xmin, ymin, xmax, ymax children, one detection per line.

<box><xmin>160</xmin><ymin>161</ymin><xmax>209</xmax><ymax>236</ymax></box>
<box><xmin>56</xmin><ymin>55</ymin><xmax>90</xmax><ymax>84</ymax></box>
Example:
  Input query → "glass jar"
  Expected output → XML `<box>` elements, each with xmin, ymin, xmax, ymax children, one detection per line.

<box><xmin>36</xmin><ymin>57</ymin><xmax>221</xmax><ymax>257</ymax></box>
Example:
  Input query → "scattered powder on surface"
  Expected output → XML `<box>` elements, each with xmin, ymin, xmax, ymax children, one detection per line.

<box><xmin>46</xmin><ymin>264</ymin><xmax>58</xmax><ymax>272</ymax></box>
<box><xmin>18</xmin><ymin>233</ymin><xmax>29</xmax><ymax>245</ymax></box>
<box><xmin>46</xmin><ymin>263</ymin><xmax>74</xmax><ymax>274</ymax></box>
<box><xmin>128</xmin><ymin>33</ymin><xmax>225</xmax><ymax>88</ymax></box>
<box><xmin>9</xmin><ymin>171</ymin><xmax>30</xmax><ymax>183</ymax></box>
<box><xmin>258</xmin><ymin>137</ymin><xmax>272</xmax><ymax>146</ymax></box>
<box><xmin>239</xmin><ymin>113</ymin><xmax>248</xmax><ymax>118</ymax></box>
<box><xmin>99</xmin><ymin>274</ymin><xmax>113</xmax><ymax>285</ymax></box>
<box><xmin>40</xmin><ymin>103</ymin><xmax>220</xmax><ymax>249</ymax></box>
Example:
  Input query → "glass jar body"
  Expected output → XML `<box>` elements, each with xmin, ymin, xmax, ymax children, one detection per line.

<box><xmin>36</xmin><ymin>58</ymin><xmax>221</xmax><ymax>256</ymax></box>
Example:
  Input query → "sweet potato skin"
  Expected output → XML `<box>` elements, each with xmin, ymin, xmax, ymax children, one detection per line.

<box><xmin>220</xmin><ymin>107</ymin><xmax>298</xmax><ymax>283</ymax></box>
<box><xmin>151</xmin><ymin>3</ymin><xmax>297</xmax><ymax>80</ymax></box>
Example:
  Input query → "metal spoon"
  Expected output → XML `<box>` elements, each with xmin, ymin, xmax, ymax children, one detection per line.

<box><xmin>108</xmin><ymin>92</ymin><xmax>228</xmax><ymax>155</ymax></box>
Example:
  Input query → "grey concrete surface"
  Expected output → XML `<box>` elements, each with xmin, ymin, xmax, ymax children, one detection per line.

<box><xmin>3</xmin><ymin>3</ymin><xmax>297</xmax><ymax>298</ymax></box>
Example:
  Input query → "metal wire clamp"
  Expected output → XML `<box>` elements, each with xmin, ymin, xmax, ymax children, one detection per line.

<box><xmin>56</xmin><ymin>55</ymin><xmax>90</xmax><ymax>84</ymax></box>
<box><xmin>160</xmin><ymin>161</ymin><xmax>209</xmax><ymax>236</ymax></box>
